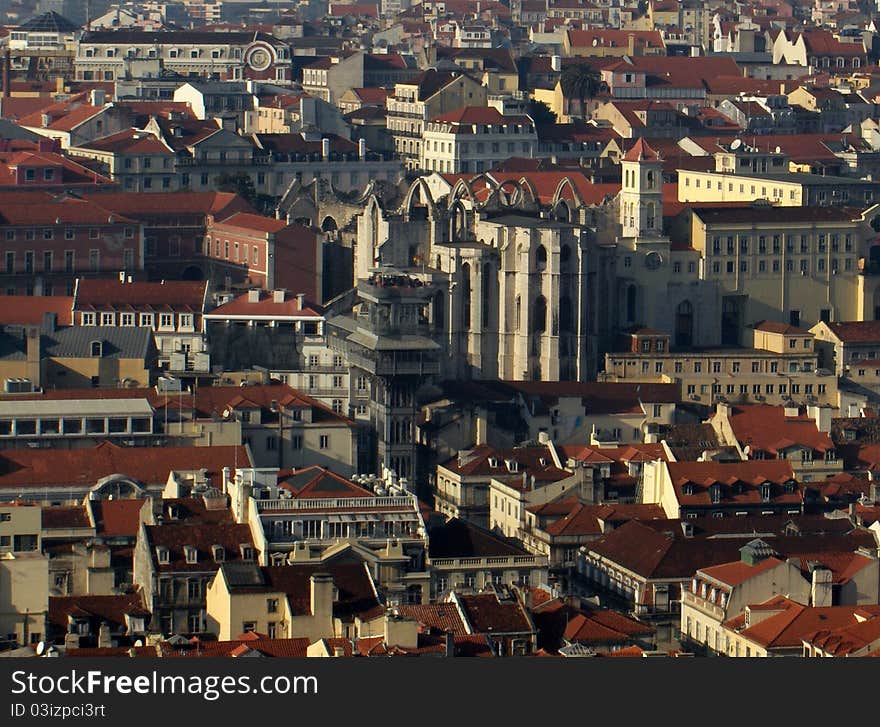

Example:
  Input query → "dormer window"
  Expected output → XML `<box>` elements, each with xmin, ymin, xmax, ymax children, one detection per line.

<box><xmin>784</xmin><ymin>480</ymin><xmax>797</xmax><ymax>494</ymax></box>
<box><xmin>682</xmin><ymin>483</ymin><xmax>694</xmax><ymax>496</ymax></box>
<box><xmin>505</xmin><ymin>459</ymin><xmax>519</xmax><ymax>473</ymax></box>
<box><xmin>212</xmin><ymin>545</ymin><xmax>225</xmax><ymax>562</ymax></box>
<box><xmin>240</xmin><ymin>544</ymin><xmax>254</xmax><ymax>560</ymax></box>
<box><xmin>184</xmin><ymin>545</ymin><xmax>198</xmax><ymax>564</ymax></box>
<box><xmin>760</xmin><ymin>483</ymin><xmax>772</xmax><ymax>501</ymax></box>
<box><xmin>82</xmin><ymin>312</ymin><xmax>96</xmax><ymax>326</ymax></box>
<box><xmin>156</xmin><ymin>546</ymin><xmax>170</xmax><ymax>564</ymax></box>
<box><xmin>488</xmin><ymin>457</ymin><xmax>499</xmax><ymax>468</ymax></box>
<box><xmin>90</xmin><ymin>341</ymin><xmax>103</xmax><ymax>357</ymax></box>
<box><xmin>710</xmin><ymin>484</ymin><xmax>722</xmax><ymax>504</ymax></box>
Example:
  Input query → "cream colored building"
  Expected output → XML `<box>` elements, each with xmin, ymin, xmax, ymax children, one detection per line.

<box><xmin>489</xmin><ymin>470</ymin><xmax>583</xmax><ymax>539</ymax></box>
<box><xmin>420</xmin><ymin>107</ymin><xmax>537</xmax><ymax>175</ymax></box>
<box><xmin>680</xmin><ymin>543</ymin><xmax>811</xmax><ymax>655</ymax></box>
<box><xmin>0</xmin><ymin>503</ymin><xmax>47</xmax><ymax>646</ymax></box>
<box><xmin>206</xmin><ymin>563</ymin><xmax>386</xmax><ymax>642</ymax></box>
<box><xmin>386</xmin><ymin>71</ymin><xmax>488</xmax><ymax>170</ymax></box>
<box><xmin>602</xmin><ymin>323</ymin><xmax>838</xmax><ymax>407</ymax></box>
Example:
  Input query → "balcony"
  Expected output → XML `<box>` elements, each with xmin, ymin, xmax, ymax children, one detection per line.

<box><xmin>347</xmin><ymin>349</ymin><xmax>439</xmax><ymax>377</ymax></box>
<box><xmin>255</xmin><ymin>496</ymin><xmax>415</xmax><ymax>512</ymax></box>
<box><xmin>430</xmin><ymin>554</ymin><xmax>548</xmax><ymax>569</ymax></box>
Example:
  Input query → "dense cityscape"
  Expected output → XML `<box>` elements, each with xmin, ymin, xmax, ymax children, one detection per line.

<box><xmin>0</xmin><ymin>0</ymin><xmax>879</xmax><ymax>660</ymax></box>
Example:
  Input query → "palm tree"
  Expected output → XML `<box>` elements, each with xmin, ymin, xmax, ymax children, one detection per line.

<box><xmin>559</xmin><ymin>61</ymin><xmax>603</xmax><ymax>117</ymax></box>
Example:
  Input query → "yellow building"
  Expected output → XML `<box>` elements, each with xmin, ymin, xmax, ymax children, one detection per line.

<box><xmin>0</xmin><ymin>501</ymin><xmax>47</xmax><ymax>647</ymax></box>
<box><xmin>602</xmin><ymin>323</ymin><xmax>838</xmax><ymax>407</ymax></box>
<box><xmin>206</xmin><ymin>562</ymin><xmax>386</xmax><ymax>642</ymax></box>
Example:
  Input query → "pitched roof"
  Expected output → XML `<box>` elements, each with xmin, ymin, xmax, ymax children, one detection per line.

<box><xmin>277</xmin><ymin>466</ymin><xmax>374</xmax><ymax>499</ymax></box>
<box><xmin>145</xmin><ymin>521</ymin><xmax>255</xmax><ymax>572</ymax></box>
<box><xmin>48</xmin><ymin>591</ymin><xmax>150</xmax><ymax>633</ymax></box>
<box><xmin>204</xmin><ymin>290</ymin><xmax>322</xmax><ymax>319</ymax></box>
<box><xmin>666</xmin><ymin>459</ymin><xmax>800</xmax><ymax>507</ymax></box>
<box><xmin>396</xmin><ymin>603</ymin><xmax>468</xmax><ymax>636</ymax></box>
<box><xmin>212</xmin><ymin>211</ymin><xmax>290</xmax><ymax>234</ymax></box>
<box><xmin>699</xmin><ymin>556</ymin><xmax>786</xmax><ymax>588</ymax></box>
<box><xmin>0</xmin><ymin>441</ymin><xmax>250</xmax><ymax>490</ymax></box>
<box><xmin>726</xmin><ymin>405</ymin><xmax>834</xmax><ymax>455</ymax></box>
<box><xmin>74</xmin><ymin>279</ymin><xmax>207</xmax><ymax>312</ymax></box>
<box><xmin>457</xmin><ymin>592</ymin><xmax>533</xmax><ymax>634</ymax></box>
<box><xmin>221</xmin><ymin>562</ymin><xmax>384</xmax><ymax>622</ymax></box>
<box><xmin>91</xmin><ymin>498</ymin><xmax>146</xmax><ymax>537</ymax></box>
<box><xmin>0</xmin><ymin>295</ymin><xmax>72</xmax><ymax>326</ymax></box>
<box><xmin>43</xmin><ymin>325</ymin><xmax>155</xmax><ymax>361</ymax></box>
<box><xmin>823</xmin><ymin>321</ymin><xmax>880</xmax><ymax>344</ymax></box>
<box><xmin>623</xmin><ymin>137</ymin><xmax>660</xmax><ymax>162</ymax></box>
<box><xmin>428</xmin><ymin>518</ymin><xmax>529</xmax><ymax>558</ymax></box>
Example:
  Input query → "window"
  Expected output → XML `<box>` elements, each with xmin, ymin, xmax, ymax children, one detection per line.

<box><xmin>267</xmin><ymin>598</ymin><xmax>278</xmax><ymax>613</ymax></box>
<box><xmin>89</xmin><ymin>249</ymin><xmax>99</xmax><ymax>271</ymax></box>
<box><xmin>319</xmin><ymin>435</ymin><xmax>329</xmax><ymax>449</ymax></box>
<box><xmin>90</xmin><ymin>341</ymin><xmax>103</xmax><ymax>357</ymax></box>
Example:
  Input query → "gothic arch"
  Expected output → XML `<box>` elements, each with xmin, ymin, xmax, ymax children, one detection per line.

<box><xmin>449</xmin><ymin>177</ymin><xmax>478</xmax><ymax>206</ymax></box>
<box><xmin>553</xmin><ymin>177</ymin><xmax>585</xmax><ymax>209</ymax></box>
<box><xmin>402</xmin><ymin>178</ymin><xmax>438</xmax><ymax>221</ymax></box>
<box><xmin>533</xmin><ymin>295</ymin><xmax>547</xmax><ymax>333</ymax></box>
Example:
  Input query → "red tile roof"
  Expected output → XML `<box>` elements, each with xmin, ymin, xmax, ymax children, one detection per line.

<box><xmin>542</xmin><ymin>502</ymin><xmax>666</xmax><ymax>537</ymax></box>
<box><xmin>145</xmin><ymin>521</ymin><xmax>255</xmax><ymax>572</ymax></box>
<box><xmin>0</xmin><ymin>441</ymin><xmax>250</xmax><ymax>490</ymax></box>
<box><xmin>74</xmin><ymin>279</ymin><xmax>208</xmax><ymax>312</ymax></box>
<box><xmin>623</xmin><ymin>137</ymin><xmax>661</xmax><ymax>162</ymax></box>
<box><xmin>727</xmin><ymin>405</ymin><xmax>834</xmax><ymax>455</ymax></box>
<box><xmin>81</xmin><ymin>191</ymin><xmax>252</xmax><ymax>221</ymax></box>
<box><xmin>91</xmin><ymin>498</ymin><xmax>146</xmax><ymax>537</ymax></box>
<box><xmin>699</xmin><ymin>556</ymin><xmax>786</xmax><ymax>588</ymax></box>
<box><xmin>48</xmin><ymin>590</ymin><xmax>150</xmax><ymax>632</ymax></box>
<box><xmin>76</xmin><ymin>129</ymin><xmax>174</xmax><ymax>155</ymax></box>
<box><xmin>0</xmin><ymin>295</ymin><xmax>72</xmax><ymax>326</ymax></box>
<box><xmin>823</xmin><ymin>321</ymin><xmax>880</xmax><ymax>344</ymax></box>
<box><xmin>212</xmin><ymin>211</ymin><xmax>290</xmax><ymax>234</ymax></box>
<box><xmin>0</xmin><ymin>191</ymin><xmax>136</xmax><ymax>226</ymax></box>
<box><xmin>397</xmin><ymin>603</ymin><xmax>468</xmax><ymax>636</ymax></box>
<box><xmin>666</xmin><ymin>460</ymin><xmax>800</xmax><ymax>507</ymax></box>
<box><xmin>457</xmin><ymin>592</ymin><xmax>533</xmax><ymax>634</ymax></box>
<box><xmin>431</xmin><ymin>106</ymin><xmax>532</xmax><ymax>127</ymax></box>
<box><xmin>277</xmin><ymin>466</ymin><xmax>374</xmax><ymax>499</ymax></box>
<box><xmin>40</xmin><ymin>504</ymin><xmax>91</xmax><ymax>530</ymax></box>
<box><xmin>568</xmin><ymin>29</ymin><xmax>664</xmax><ymax>50</ymax></box>
<box><xmin>753</xmin><ymin>320</ymin><xmax>810</xmax><ymax>335</ymax></box>
<box><xmin>204</xmin><ymin>290</ymin><xmax>323</xmax><ymax>319</ymax></box>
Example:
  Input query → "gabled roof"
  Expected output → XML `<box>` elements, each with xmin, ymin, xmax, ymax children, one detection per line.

<box><xmin>74</xmin><ymin>279</ymin><xmax>208</xmax><ymax>312</ymax></box>
<box><xmin>18</xmin><ymin>11</ymin><xmax>79</xmax><ymax>33</ymax></box>
<box><xmin>623</xmin><ymin>137</ymin><xmax>661</xmax><ymax>163</ymax></box>
<box><xmin>457</xmin><ymin>592</ymin><xmax>533</xmax><ymax>634</ymax></box>
<box><xmin>0</xmin><ymin>295</ymin><xmax>72</xmax><ymax>326</ymax></box>
<box><xmin>428</xmin><ymin>518</ymin><xmax>529</xmax><ymax>559</ymax></box>
<box><xmin>0</xmin><ymin>441</ymin><xmax>250</xmax><ymax>490</ymax></box>
<box><xmin>699</xmin><ymin>556</ymin><xmax>786</xmax><ymax>588</ymax></box>
<box><xmin>48</xmin><ymin>591</ymin><xmax>150</xmax><ymax>633</ymax></box>
<box><xmin>278</xmin><ymin>466</ymin><xmax>374</xmax><ymax>499</ymax></box>
<box><xmin>145</xmin><ymin>521</ymin><xmax>255</xmax><ymax>572</ymax></box>
<box><xmin>205</xmin><ymin>290</ymin><xmax>321</xmax><ymax>319</ymax></box>
<box><xmin>727</xmin><ymin>405</ymin><xmax>834</xmax><ymax>455</ymax></box>
<box><xmin>822</xmin><ymin>321</ymin><xmax>880</xmax><ymax>344</ymax></box>
<box><xmin>211</xmin><ymin>211</ymin><xmax>290</xmax><ymax>234</ymax></box>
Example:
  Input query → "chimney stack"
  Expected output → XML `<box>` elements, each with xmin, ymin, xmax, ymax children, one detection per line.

<box><xmin>321</xmin><ymin>137</ymin><xmax>330</xmax><ymax>160</ymax></box>
<box><xmin>296</xmin><ymin>292</ymin><xmax>305</xmax><ymax>308</ymax></box>
<box><xmin>358</xmin><ymin>137</ymin><xmax>366</xmax><ymax>160</ymax></box>
<box><xmin>551</xmin><ymin>55</ymin><xmax>561</xmax><ymax>72</ymax></box>
<box><xmin>247</xmin><ymin>289</ymin><xmax>261</xmax><ymax>303</ymax></box>
<box><xmin>273</xmin><ymin>289</ymin><xmax>286</xmax><ymax>303</ymax></box>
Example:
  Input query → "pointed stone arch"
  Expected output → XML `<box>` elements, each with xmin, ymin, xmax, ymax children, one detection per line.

<box><xmin>553</xmin><ymin>176</ymin><xmax>585</xmax><ymax>209</ymax></box>
<box><xmin>401</xmin><ymin>177</ymin><xmax>438</xmax><ymax>221</ymax></box>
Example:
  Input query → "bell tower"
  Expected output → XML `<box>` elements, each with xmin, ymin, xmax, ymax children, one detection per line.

<box><xmin>619</xmin><ymin>138</ymin><xmax>663</xmax><ymax>240</ymax></box>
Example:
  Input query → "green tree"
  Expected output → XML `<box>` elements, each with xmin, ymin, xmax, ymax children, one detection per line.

<box><xmin>217</xmin><ymin>172</ymin><xmax>274</xmax><ymax>215</ymax></box>
<box><xmin>560</xmin><ymin>61</ymin><xmax>604</xmax><ymax>116</ymax></box>
<box><xmin>527</xmin><ymin>99</ymin><xmax>557</xmax><ymax>125</ymax></box>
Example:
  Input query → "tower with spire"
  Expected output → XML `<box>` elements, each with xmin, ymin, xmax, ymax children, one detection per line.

<box><xmin>619</xmin><ymin>138</ymin><xmax>663</xmax><ymax>241</ymax></box>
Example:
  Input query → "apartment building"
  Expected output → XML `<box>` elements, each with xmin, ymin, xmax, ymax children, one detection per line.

<box><xmin>420</xmin><ymin>106</ymin><xmax>537</xmax><ymax>174</ymax></box>
<box><xmin>72</xmin><ymin>278</ymin><xmax>210</xmax><ymax>374</ymax></box>
<box><xmin>386</xmin><ymin>70</ymin><xmax>487</xmax><ymax>169</ymax></box>
<box><xmin>0</xmin><ymin>501</ymin><xmax>47</xmax><ymax>648</ymax></box>
<box><xmin>602</xmin><ymin>323</ymin><xmax>838</xmax><ymax>407</ymax></box>
<box><xmin>73</xmin><ymin>30</ymin><xmax>293</xmax><ymax>83</ymax></box>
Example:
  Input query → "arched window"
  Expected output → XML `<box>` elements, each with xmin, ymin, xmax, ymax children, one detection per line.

<box><xmin>461</xmin><ymin>262</ymin><xmax>471</xmax><ymax>328</ymax></box>
<box><xmin>482</xmin><ymin>264</ymin><xmax>493</xmax><ymax>329</ymax></box>
<box><xmin>533</xmin><ymin>296</ymin><xmax>547</xmax><ymax>333</ymax></box>
<box><xmin>560</xmin><ymin>244</ymin><xmax>572</xmax><ymax>271</ymax></box>
<box><xmin>676</xmin><ymin>300</ymin><xmax>694</xmax><ymax>348</ymax></box>
<box><xmin>535</xmin><ymin>245</ymin><xmax>547</xmax><ymax>272</ymax></box>
<box><xmin>626</xmin><ymin>285</ymin><xmax>637</xmax><ymax>323</ymax></box>
<box><xmin>646</xmin><ymin>170</ymin><xmax>655</xmax><ymax>189</ymax></box>
<box><xmin>646</xmin><ymin>201</ymin><xmax>656</xmax><ymax>230</ymax></box>
<box><xmin>560</xmin><ymin>295</ymin><xmax>574</xmax><ymax>333</ymax></box>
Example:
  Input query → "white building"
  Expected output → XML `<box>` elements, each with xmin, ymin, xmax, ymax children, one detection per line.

<box><xmin>420</xmin><ymin>106</ymin><xmax>537</xmax><ymax>174</ymax></box>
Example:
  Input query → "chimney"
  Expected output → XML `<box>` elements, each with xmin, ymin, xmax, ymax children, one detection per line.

<box><xmin>551</xmin><ymin>54</ymin><xmax>561</xmax><ymax>72</ymax></box>
<box><xmin>811</xmin><ymin>566</ymin><xmax>833</xmax><ymax>607</ymax></box>
<box><xmin>25</xmin><ymin>326</ymin><xmax>40</xmax><ymax>389</ymax></box>
<box><xmin>247</xmin><ymin>289</ymin><xmax>261</xmax><ymax>303</ymax></box>
<box><xmin>90</xmin><ymin>88</ymin><xmax>106</xmax><ymax>107</ymax></box>
<box><xmin>2</xmin><ymin>50</ymin><xmax>9</xmax><ymax>99</ymax></box>
<box><xmin>807</xmin><ymin>405</ymin><xmax>831</xmax><ymax>433</ymax></box>
<box><xmin>98</xmin><ymin>622</ymin><xmax>112</xmax><ymax>649</ymax></box>
<box><xmin>628</xmin><ymin>33</ymin><xmax>636</xmax><ymax>57</ymax></box>
<box><xmin>358</xmin><ymin>137</ymin><xmax>366</xmax><ymax>160</ymax></box>
<box><xmin>273</xmin><ymin>289</ymin><xmax>286</xmax><ymax>303</ymax></box>
<box><xmin>55</xmin><ymin>76</ymin><xmax>63</xmax><ymax>95</ymax></box>
<box><xmin>310</xmin><ymin>573</ymin><xmax>334</xmax><ymax>618</ymax></box>
<box><xmin>321</xmin><ymin>137</ymin><xmax>330</xmax><ymax>160</ymax></box>
<box><xmin>445</xmin><ymin>631</ymin><xmax>455</xmax><ymax>657</ymax></box>
<box><xmin>296</xmin><ymin>292</ymin><xmax>305</xmax><ymax>308</ymax></box>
